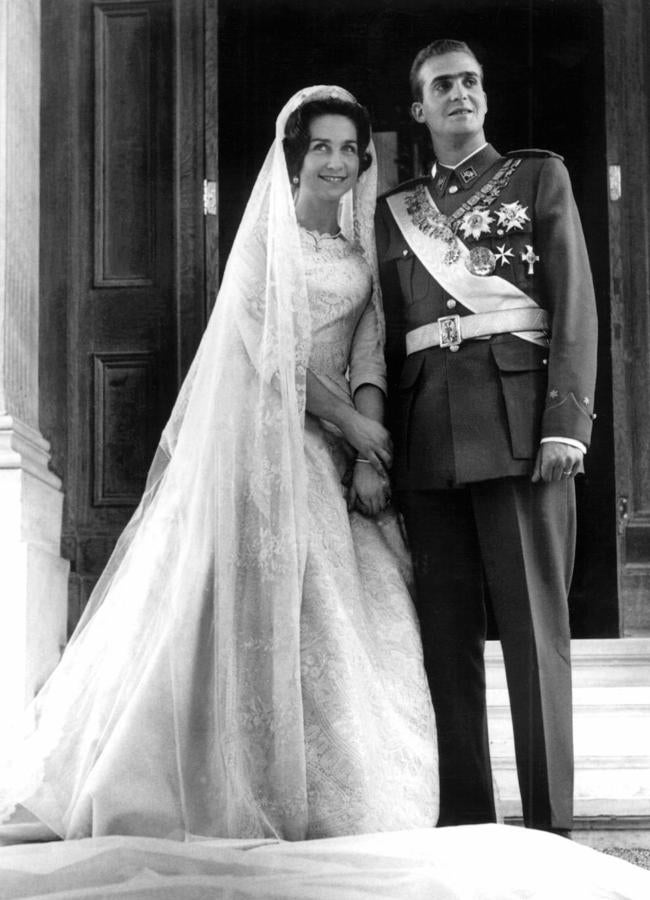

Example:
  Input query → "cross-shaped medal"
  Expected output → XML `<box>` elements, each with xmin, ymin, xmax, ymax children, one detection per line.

<box><xmin>521</xmin><ymin>244</ymin><xmax>539</xmax><ymax>275</ymax></box>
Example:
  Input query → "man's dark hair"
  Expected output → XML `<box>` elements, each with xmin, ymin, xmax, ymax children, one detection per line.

<box><xmin>410</xmin><ymin>40</ymin><xmax>483</xmax><ymax>101</ymax></box>
<box><xmin>283</xmin><ymin>97</ymin><xmax>373</xmax><ymax>180</ymax></box>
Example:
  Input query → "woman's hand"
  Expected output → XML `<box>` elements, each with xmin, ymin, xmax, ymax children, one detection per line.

<box><xmin>349</xmin><ymin>462</ymin><xmax>391</xmax><ymax>517</ymax></box>
<box><xmin>305</xmin><ymin>374</ymin><xmax>391</xmax><ymax>473</ymax></box>
<box><xmin>339</xmin><ymin>408</ymin><xmax>393</xmax><ymax>474</ymax></box>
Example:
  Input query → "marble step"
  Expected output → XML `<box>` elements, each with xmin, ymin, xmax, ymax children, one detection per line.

<box><xmin>485</xmin><ymin>638</ymin><xmax>650</xmax><ymax>688</ymax></box>
<box><xmin>484</xmin><ymin>638</ymin><xmax>650</xmax><ymax>820</ymax></box>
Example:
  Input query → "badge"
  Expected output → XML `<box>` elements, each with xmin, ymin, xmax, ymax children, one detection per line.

<box><xmin>496</xmin><ymin>200</ymin><xmax>530</xmax><ymax>232</ymax></box>
<box><xmin>466</xmin><ymin>246</ymin><xmax>496</xmax><ymax>276</ymax></box>
<box><xmin>495</xmin><ymin>244</ymin><xmax>514</xmax><ymax>266</ymax></box>
<box><xmin>460</xmin><ymin>165</ymin><xmax>477</xmax><ymax>183</ymax></box>
<box><xmin>459</xmin><ymin>208</ymin><xmax>494</xmax><ymax>241</ymax></box>
<box><xmin>520</xmin><ymin>244</ymin><xmax>539</xmax><ymax>275</ymax></box>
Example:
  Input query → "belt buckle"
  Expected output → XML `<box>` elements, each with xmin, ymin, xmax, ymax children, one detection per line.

<box><xmin>437</xmin><ymin>314</ymin><xmax>461</xmax><ymax>349</ymax></box>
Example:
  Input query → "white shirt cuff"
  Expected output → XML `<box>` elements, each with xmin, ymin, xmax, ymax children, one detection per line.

<box><xmin>541</xmin><ymin>437</ymin><xmax>587</xmax><ymax>454</ymax></box>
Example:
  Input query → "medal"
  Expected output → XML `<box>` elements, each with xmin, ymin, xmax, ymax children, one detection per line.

<box><xmin>466</xmin><ymin>246</ymin><xmax>496</xmax><ymax>276</ymax></box>
<box><xmin>459</xmin><ymin>208</ymin><xmax>494</xmax><ymax>241</ymax></box>
<box><xmin>521</xmin><ymin>244</ymin><xmax>539</xmax><ymax>275</ymax></box>
<box><xmin>496</xmin><ymin>200</ymin><xmax>530</xmax><ymax>232</ymax></box>
<box><xmin>495</xmin><ymin>243</ymin><xmax>514</xmax><ymax>266</ymax></box>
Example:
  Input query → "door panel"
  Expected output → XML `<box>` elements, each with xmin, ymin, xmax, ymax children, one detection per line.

<box><xmin>40</xmin><ymin>0</ymin><xmax>206</xmax><ymax>632</ymax></box>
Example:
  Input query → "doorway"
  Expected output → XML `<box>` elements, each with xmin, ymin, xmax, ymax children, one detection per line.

<box><xmin>218</xmin><ymin>0</ymin><xmax>617</xmax><ymax>637</ymax></box>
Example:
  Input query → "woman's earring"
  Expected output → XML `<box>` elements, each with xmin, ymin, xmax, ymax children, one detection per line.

<box><xmin>292</xmin><ymin>176</ymin><xmax>299</xmax><ymax>185</ymax></box>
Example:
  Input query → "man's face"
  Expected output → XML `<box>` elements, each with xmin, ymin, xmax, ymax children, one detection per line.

<box><xmin>411</xmin><ymin>51</ymin><xmax>487</xmax><ymax>144</ymax></box>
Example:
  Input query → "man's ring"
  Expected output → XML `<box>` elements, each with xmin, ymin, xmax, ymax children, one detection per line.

<box><xmin>563</xmin><ymin>470</ymin><xmax>572</xmax><ymax>477</ymax></box>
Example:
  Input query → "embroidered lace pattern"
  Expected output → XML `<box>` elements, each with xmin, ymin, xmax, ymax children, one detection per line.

<box><xmin>299</xmin><ymin>234</ymin><xmax>438</xmax><ymax>835</ymax></box>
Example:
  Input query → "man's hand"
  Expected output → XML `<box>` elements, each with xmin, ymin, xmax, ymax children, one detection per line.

<box><xmin>532</xmin><ymin>441</ymin><xmax>583</xmax><ymax>483</ymax></box>
<box><xmin>348</xmin><ymin>462</ymin><xmax>391</xmax><ymax>517</ymax></box>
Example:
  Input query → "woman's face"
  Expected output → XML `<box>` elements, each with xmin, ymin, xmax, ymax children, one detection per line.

<box><xmin>297</xmin><ymin>114</ymin><xmax>360</xmax><ymax>206</ymax></box>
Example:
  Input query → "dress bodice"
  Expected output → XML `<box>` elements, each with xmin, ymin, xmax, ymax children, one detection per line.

<box><xmin>300</xmin><ymin>228</ymin><xmax>376</xmax><ymax>402</ymax></box>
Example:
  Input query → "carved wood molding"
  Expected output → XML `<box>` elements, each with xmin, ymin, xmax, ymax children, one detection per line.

<box><xmin>93</xmin><ymin>3</ymin><xmax>155</xmax><ymax>287</ymax></box>
<box><xmin>92</xmin><ymin>351</ymin><xmax>158</xmax><ymax>506</ymax></box>
<box><xmin>604</xmin><ymin>0</ymin><xmax>650</xmax><ymax>631</ymax></box>
<box><xmin>604</xmin><ymin>0</ymin><xmax>650</xmax><ymax>514</ymax></box>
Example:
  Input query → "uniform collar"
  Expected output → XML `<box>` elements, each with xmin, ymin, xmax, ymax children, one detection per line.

<box><xmin>431</xmin><ymin>144</ymin><xmax>501</xmax><ymax>197</ymax></box>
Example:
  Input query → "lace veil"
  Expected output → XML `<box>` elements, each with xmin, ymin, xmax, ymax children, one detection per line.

<box><xmin>0</xmin><ymin>86</ymin><xmax>381</xmax><ymax>840</ymax></box>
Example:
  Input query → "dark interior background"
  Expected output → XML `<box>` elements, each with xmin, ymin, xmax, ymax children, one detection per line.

<box><xmin>218</xmin><ymin>0</ymin><xmax>617</xmax><ymax>637</ymax></box>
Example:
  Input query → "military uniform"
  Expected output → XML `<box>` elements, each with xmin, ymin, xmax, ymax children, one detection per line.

<box><xmin>376</xmin><ymin>143</ymin><xmax>597</xmax><ymax>829</ymax></box>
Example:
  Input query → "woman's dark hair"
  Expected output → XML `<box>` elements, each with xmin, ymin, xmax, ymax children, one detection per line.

<box><xmin>283</xmin><ymin>97</ymin><xmax>373</xmax><ymax>180</ymax></box>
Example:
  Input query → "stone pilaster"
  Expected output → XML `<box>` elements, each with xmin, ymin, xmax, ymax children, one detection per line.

<box><xmin>0</xmin><ymin>0</ymin><xmax>68</xmax><ymax>733</ymax></box>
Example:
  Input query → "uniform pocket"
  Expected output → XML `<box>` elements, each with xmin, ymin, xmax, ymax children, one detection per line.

<box><xmin>490</xmin><ymin>337</ymin><xmax>547</xmax><ymax>458</ymax></box>
<box><xmin>384</xmin><ymin>240</ymin><xmax>433</xmax><ymax>305</ymax></box>
<box><xmin>384</xmin><ymin>241</ymin><xmax>417</xmax><ymax>306</ymax></box>
<box><xmin>398</xmin><ymin>353</ymin><xmax>425</xmax><ymax>390</ymax></box>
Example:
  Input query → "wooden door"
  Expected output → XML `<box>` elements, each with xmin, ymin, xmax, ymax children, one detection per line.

<box><xmin>40</xmin><ymin>0</ymin><xmax>208</xmax><ymax>632</ymax></box>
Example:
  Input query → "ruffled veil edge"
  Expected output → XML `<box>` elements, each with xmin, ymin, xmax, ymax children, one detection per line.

<box><xmin>0</xmin><ymin>85</ymin><xmax>382</xmax><ymax>841</ymax></box>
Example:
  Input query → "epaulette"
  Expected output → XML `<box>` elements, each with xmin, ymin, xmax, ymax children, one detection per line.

<box><xmin>379</xmin><ymin>175</ymin><xmax>429</xmax><ymax>202</ymax></box>
<box><xmin>506</xmin><ymin>148</ymin><xmax>564</xmax><ymax>161</ymax></box>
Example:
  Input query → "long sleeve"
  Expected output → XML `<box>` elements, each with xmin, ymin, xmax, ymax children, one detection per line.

<box><xmin>375</xmin><ymin>200</ymin><xmax>408</xmax><ymax>436</ymax></box>
<box><xmin>535</xmin><ymin>158</ymin><xmax>598</xmax><ymax>447</ymax></box>
<box><xmin>348</xmin><ymin>287</ymin><xmax>387</xmax><ymax>397</ymax></box>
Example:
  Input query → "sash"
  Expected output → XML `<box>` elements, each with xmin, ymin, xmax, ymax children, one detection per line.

<box><xmin>386</xmin><ymin>185</ymin><xmax>547</xmax><ymax>346</ymax></box>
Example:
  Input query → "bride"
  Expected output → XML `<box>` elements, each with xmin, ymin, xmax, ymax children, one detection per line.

<box><xmin>0</xmin><ymin>85</ymin><xmax>438</xmax><ymax>841</ymax></box>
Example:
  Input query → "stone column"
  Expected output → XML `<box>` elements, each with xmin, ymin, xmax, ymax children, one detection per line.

<box><xmin>0</xmin><ymin>0</ymin><xmax>68</xmax><ymax>734</ymax></box>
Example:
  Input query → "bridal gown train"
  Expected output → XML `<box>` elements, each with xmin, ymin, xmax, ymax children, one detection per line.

<box><xmin>0</xmin><ymin>226</ymin><xmax>438</xmax><ymax>841</ymax></box>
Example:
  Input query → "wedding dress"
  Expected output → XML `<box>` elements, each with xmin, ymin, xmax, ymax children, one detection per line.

<box><xmin>0</xmin><ymin>86</ymin><xmax>437</xmax><ymax>841</ymax></box>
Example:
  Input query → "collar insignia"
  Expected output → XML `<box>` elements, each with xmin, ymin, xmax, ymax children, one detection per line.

<box><xmin>460</xmin><ymin>166</ymin><xmax>478</xmax><ymax>183</ymax></box>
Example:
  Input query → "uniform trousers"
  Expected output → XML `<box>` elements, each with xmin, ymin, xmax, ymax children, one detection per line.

<box><xmin>399</xmin><ymin>475</ymin><xmax>575</xmax><ymax>830</ymax></box>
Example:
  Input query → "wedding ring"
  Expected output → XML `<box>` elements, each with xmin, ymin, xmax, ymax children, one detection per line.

<box><xmin>563</xmin><ymin>470</ymin><xmax>572</xmax><ymax>477</ymax></box>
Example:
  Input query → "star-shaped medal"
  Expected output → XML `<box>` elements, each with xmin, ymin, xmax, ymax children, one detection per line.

<box><xmin>495</xmin><ymin>244</ymin><xmax>514</xmax><ymax>266</ymax></box>
<box><xmin>459</xmin><ymin>208</ymin><xmax>494</xmax><ymax>241</ymax></box>
<box><xmin>496</xmin><ymin>201</ymin><xmax>530</xmax><ymax>232</ymax></box>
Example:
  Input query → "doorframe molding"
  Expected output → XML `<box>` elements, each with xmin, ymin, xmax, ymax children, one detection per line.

<box><xmin>174</xmin><ymin>0</ymin><xmax>208</xmax><ymax>383</ymax></box>
<box><xmin>603</xmin><ymin>0</ymin><xmax>650</xmax><ymax>634</ymax></box>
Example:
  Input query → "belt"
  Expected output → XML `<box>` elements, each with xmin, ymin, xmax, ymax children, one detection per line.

<box><xmin>405</xmin><ymin>307</ymin><xmax>550</xmax><ymax>355</ymax></box>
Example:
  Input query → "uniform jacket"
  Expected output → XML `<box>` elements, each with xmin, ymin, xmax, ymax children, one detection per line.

<box><xmin>375</xmin><ymin>143</ymin><xmax>598</xmax><ymax>490</ymax></box>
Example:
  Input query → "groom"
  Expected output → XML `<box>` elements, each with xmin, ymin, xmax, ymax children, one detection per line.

<box><xmin>376</xmin><ymin>39</ymin><xmax>597</xmax><ymax>834</ymax></box>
